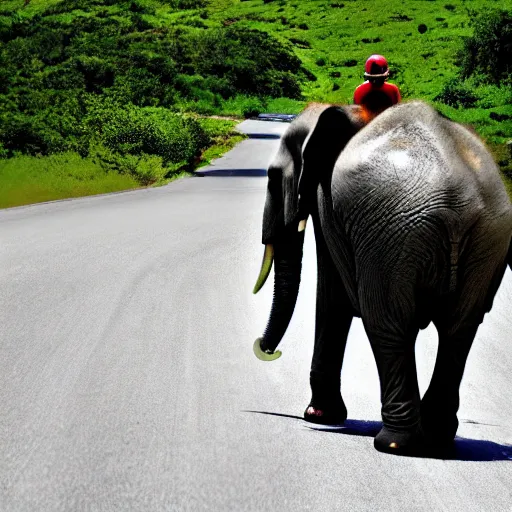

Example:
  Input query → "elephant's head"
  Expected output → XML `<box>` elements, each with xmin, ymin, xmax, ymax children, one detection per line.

<box><xmin>253</xmin><ymin>104</ymin><xmax>371</xmax><ymax>360</ymax></box>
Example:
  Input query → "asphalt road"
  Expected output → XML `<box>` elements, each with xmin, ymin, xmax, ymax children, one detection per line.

<box><xmin>1</xmin><ymin>123</ymin><xmax>511</xmax><ymax>511</ymax></box>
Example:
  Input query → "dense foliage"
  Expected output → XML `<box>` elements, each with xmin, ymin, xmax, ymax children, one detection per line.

<box><xmin>0</xmin><ymin>0</ymin><xmax>511</xmax><ymax>205</ymax></box>
<box><xmin>459</xmin><ymin>9</ymin><xmax>512</xmax><ymax>85</ymax></box>
<box><xmin>0</xmin><ymin>0</ymin><xmax>304</xmax><ymax>168</ymax></box>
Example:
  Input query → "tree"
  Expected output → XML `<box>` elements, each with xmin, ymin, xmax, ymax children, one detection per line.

<box><xmin>460</xmin><ymin>9</ymin><xmax>512</xmax><ymax>85</ymax></box>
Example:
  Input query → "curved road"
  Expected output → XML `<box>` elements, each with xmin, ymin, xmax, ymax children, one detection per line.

<box><xmin>1</xmin><ymin>122</ymin><xmax>511</xmax><ymax>511</ymax></box>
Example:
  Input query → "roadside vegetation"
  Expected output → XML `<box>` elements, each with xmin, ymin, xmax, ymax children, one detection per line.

<box><xmin>0</xmin><ymin>0</ymin><xmax>511</xmax><ymax>207</ymax></box>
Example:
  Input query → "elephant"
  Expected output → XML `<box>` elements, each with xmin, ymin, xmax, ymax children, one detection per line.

<box><xmin>253</xmin><ymin>100</ymin><xmax>512</xmax><ymax>456</ymax></box>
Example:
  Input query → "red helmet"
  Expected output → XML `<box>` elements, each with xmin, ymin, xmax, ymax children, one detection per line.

<box><xmin>364</xmin><ymin>54</ymin><xmax>389</xmax><ymax>80</ymax></box>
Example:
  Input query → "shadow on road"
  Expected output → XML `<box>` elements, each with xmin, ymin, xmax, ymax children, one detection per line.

<box><xmin>195</xmin><ymin>169</ymin><xmax>267</xmax><ymax>177</ymax></box>
<box><xmin>243</xmin><ymin>133</ymin><xmax>282</xmax><ymax>140</ymax></box>
<box><xmin>244</xmin><ymin>411</ymin><xmax>512</xmax><ymax>462</ymax></box>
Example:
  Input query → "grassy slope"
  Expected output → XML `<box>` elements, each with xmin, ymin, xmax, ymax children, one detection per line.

<box><xmin>209</xmin><ymin>1</ymin><xmax>511</xmax><ymax>131</ymax></box>
<box><xmin>0</xmin><ymin>117</ymin><xmax>241</xmax><ymax>208</ymax></box>
<box><xmin>1</xmin><ymin>0</ymin><xmax>511</xmax><ymax>206</ymax></box>
<box><xmin>11</xmin><ymin>1</ymin><xmax>511</xmax><ymax>110</ymax></box>
<box><xmin>211</xmin><ymin>0</ymin><xmax>511</xmax><ymax>195</ymax></box>
<box><xmin>6</xmin><ymin>0</ymin><xmax>512</xmax><ymax>108</ymax></box>
<box><xmin>211</xmin><ymin>0</ymin><xmax>512</xmax><ymax>196</ymax></box>
<box><xmin>0</xmin><ymin>153</ymin><xmax>140</xmax><ymax>209</ymax></box>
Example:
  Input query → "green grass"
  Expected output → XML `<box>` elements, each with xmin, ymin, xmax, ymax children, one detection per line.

<box><xmin>0</xmin><ymin>0</ymin><xmax>62</xmax><ymax>14</ymax></box>
<box><xmin>1</xmin><ymin>0</ymin><xmax>511</xmax><ymax>206</ymax></box>
<box><xmin>0</xmin><ymin>152</ymin><xmax>140</xmax><ymax>208</ymax></box>
<box><xmin>194</xmin><ymin>117</ymin><xmax>246</xmax><ymax>167</ymax></box>
<box><xmin>206</xmin><ymin>0</ymin><xmax>512</xmax><ymax>135</ymax></box>
<box><xmin>0</xmin><ymin>115</ymin><xmax>244</xmax><ymax>208</ymax></box>
<box><xmin>196</xmin><ymin>133</ymin><xmax>246</xmax><ymax>168</ymax></box>
<box><xmin>207</xmin><ymin>0</ymin><xmax>511</xmax><ymax>102</ymax></box>
<box><xmin>0</xmin><ymin>117</ymin><xmax>244</xmax><ymax>208</ymax></box>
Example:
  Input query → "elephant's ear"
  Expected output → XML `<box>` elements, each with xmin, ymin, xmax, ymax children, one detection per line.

<box><xmin>295</xmin><ymin>106</ymin><xmax>362</xmax><ymax>222</ymax></box>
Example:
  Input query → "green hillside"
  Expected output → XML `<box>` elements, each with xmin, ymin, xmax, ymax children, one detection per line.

<box><xmin>0</xmin><ymin>0</ymin><xmax>511</xmax><ymax>206</ymax></box>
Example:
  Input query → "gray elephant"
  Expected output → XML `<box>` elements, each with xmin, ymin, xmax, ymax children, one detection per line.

<box><xmin>253</xmin><ymin>101</ymin><xmax>512</xmax><ymax>456</ymax></box>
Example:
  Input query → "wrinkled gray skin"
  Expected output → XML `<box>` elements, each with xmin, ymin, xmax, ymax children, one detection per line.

<box><xmin>256</xmin><ymin>101</ymin><xmax>512</xmax><ymax>456</ymax></box>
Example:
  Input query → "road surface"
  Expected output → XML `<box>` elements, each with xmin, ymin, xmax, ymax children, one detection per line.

<box><xmin>1</xmin><ymin>123</ymin><xmax>511</xmax><ymax>511</ymax></box>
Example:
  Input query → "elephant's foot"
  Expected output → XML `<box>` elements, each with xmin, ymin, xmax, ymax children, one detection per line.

<box><xmin>420</xmin><ymin>401</ymin><xmax>459</xmax><ymax>453</ymax></box>
<box><xmin>374</xmin><ymin>425</ymin><xmax>455</xmax><ymax>458</ymax></box>
<box><xmin>374</xmin><ymin>426</ymin><xmax>422</xmax><ymax>456</ymax></box>
<box><xmin>303</xmin><ymin>400</ymin><xmax>347</xmax><ymax>427</ymax></box>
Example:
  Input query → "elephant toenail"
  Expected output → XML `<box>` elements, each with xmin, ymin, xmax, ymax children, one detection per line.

<box><xmin>306</xmin><ymin>407</ymin><xmax>323</xmax><ymax>416</ymax></box>
<box><xmin>389</xmin><ymin>442</ymin><xmax>398</xmax><ymax>449</ymax></box>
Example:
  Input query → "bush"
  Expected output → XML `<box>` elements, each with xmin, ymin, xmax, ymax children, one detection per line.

<box><xmin>434</xmin><ymin>78</ymin><xmax>478</xmax><ymax>108</ymax></box>
<box><xmin>84</xmin><ymin>99</ymin><xmax>210</xmax><ymax>166</ymax></box>
<box><xmin>241</xmin><ymin>97</ymin><xmax>265</xmax><ymax>118</ymax></box>
<box><xmin>93</xmin><ymin>145</ymin><xmax>168</xmax><ymax>185</ymax></box>
<box><xmin>74</xmin><ymin>56</ymin><xmax>115</xmax><ymax>93</ymax></box>
<box><xmin>0</xmin><ymin>1</ymin><xmax>305</xmax><ymax>161</ymax></box>
<box><xmin>460</xmin><ymin>10</ymin><xmax>512</xmax><ymax>85</ymax></box>
<box><xmin>171</xmin><ymin>0</ymin><xmax>207</xmax><ymax>8</ymax></box>
<box><xmin>0</xmin><ymin>113</ymin><xmax>70</xmax><ymax>155</ymax></box>
<box><xmin>185</xmin><ymin>27</ymin><xmax>303</xmax><ymax>99</ymax></box>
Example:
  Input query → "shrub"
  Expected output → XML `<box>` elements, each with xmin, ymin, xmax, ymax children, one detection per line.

<box><xmin>301</xmin><ymin>68</ymin><xmax>317</xmax><ymax>81</ymax></box>
<box><xmin>0</xmin><ymin>113</ymin><xmax>67</xmax><ymax>155</ymax></box>
<box><xmin>289</xmin><ymin>37</ymin><xmax>311</xmax><ymax>48</ymax></box>
<box><xmin>128</xmin><ymin>0</ymin><xmax>156</xmax><ymax>14</ymax></box>
<box><xmin>0</xmin><ymin>1</ymin><xmax>305</xmax><ymax>160</ymax></box>
<box><xmin>434</xmin><ymin>78</ymin><xmax>478</xmax><ymax>108</ymax></box>
<box><xmin>93</xmin><ymin>146</ymin><xmax>168</xmax><ymax>185</ymax></box>
<box><xmin>185</xmin><ymin>27</ymin><xmax>303</xmax><ymax>98</ymax></box>
<box><xmin>74</xmin><ymin>55</ymin><xmax>115</xmax><ymax>93</ymax></box>
<box><xmin>459</xmin><ymin>10</ymin><xmax>512</xmax><ymax>85</ymax></box>
<box><xmin>84</xmin><ymin>100</ymin><xmax>210</xmax><ymax>166</ymax></box>
<box><xmin>168</xmin><ymin>0</ymin><xmax>208</xmax><ymax>9</ymax></box>
<box><xmin>241</xmin><ymin>97</ymin><xmax>265</xmax><ymax>118</ymax></box>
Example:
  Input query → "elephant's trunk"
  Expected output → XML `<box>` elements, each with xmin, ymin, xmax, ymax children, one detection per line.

<box><xmin>259</xmin><ymin>232</ymin><xmax>304</xmax><ymax>353</ymax></box>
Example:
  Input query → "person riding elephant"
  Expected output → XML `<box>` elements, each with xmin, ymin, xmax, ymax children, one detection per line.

<box><xmin>252</xmin><ymin>100</ymin><xmax>512</xmax><ymax>456</ymax></box>
<box><xmin>354</xmin><ymin>54</ymin><xmax>401</xmax><ymax>114</ymax></box>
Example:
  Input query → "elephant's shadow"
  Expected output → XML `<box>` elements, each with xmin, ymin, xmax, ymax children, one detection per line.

<box><xmin>245</xmin><ymin>411</ymin><xmax>512</xmax><ymax>462</ymax></box>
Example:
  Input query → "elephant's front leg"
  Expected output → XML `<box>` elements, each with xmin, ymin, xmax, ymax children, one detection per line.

<box><xmin>304</xmin><ymin>231</ymin><xmax>353</xmax><ymax>426</ymax></box>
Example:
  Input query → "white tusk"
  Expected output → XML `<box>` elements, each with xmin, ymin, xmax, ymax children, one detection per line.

<box><xmin>253</xmin><ymin>244</ymin><xmax>274</xmax><ymax>294</ymax></box>
<box><xmin>298</xmin><ymin>219</ymin><xmax>307</xmax><ymax>232</ymax></box>
<box><xmin>253</xmin><ymin>338</ymin><xmax>282</xmax><ymax>361</ymax></box>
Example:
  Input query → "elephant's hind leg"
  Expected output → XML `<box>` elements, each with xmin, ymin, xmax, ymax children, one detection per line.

<box><xmin>358</xmin><ymin>274</ymin><xmax>423</xmax><ymax>454</ymax></box>
<box><xmin>421</xmin><ymin>249</ymin><xmax>510</xmax><ymax>452</ymax></box>
<box><xmin>420</xmin><ymin>322</ymin><xmax>479</xmax><ymax>453</ymax></box>
<box><xmin>365</xmin><ymin>327</ymin><xmax>422</xmax><ymax>455</ymax></box>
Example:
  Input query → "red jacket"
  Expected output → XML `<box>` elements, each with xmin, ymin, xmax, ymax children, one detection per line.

<box><xmin>354</xmin><ymin>81</ymin><xmax>401</xmax><ymax>109</ymax></box>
